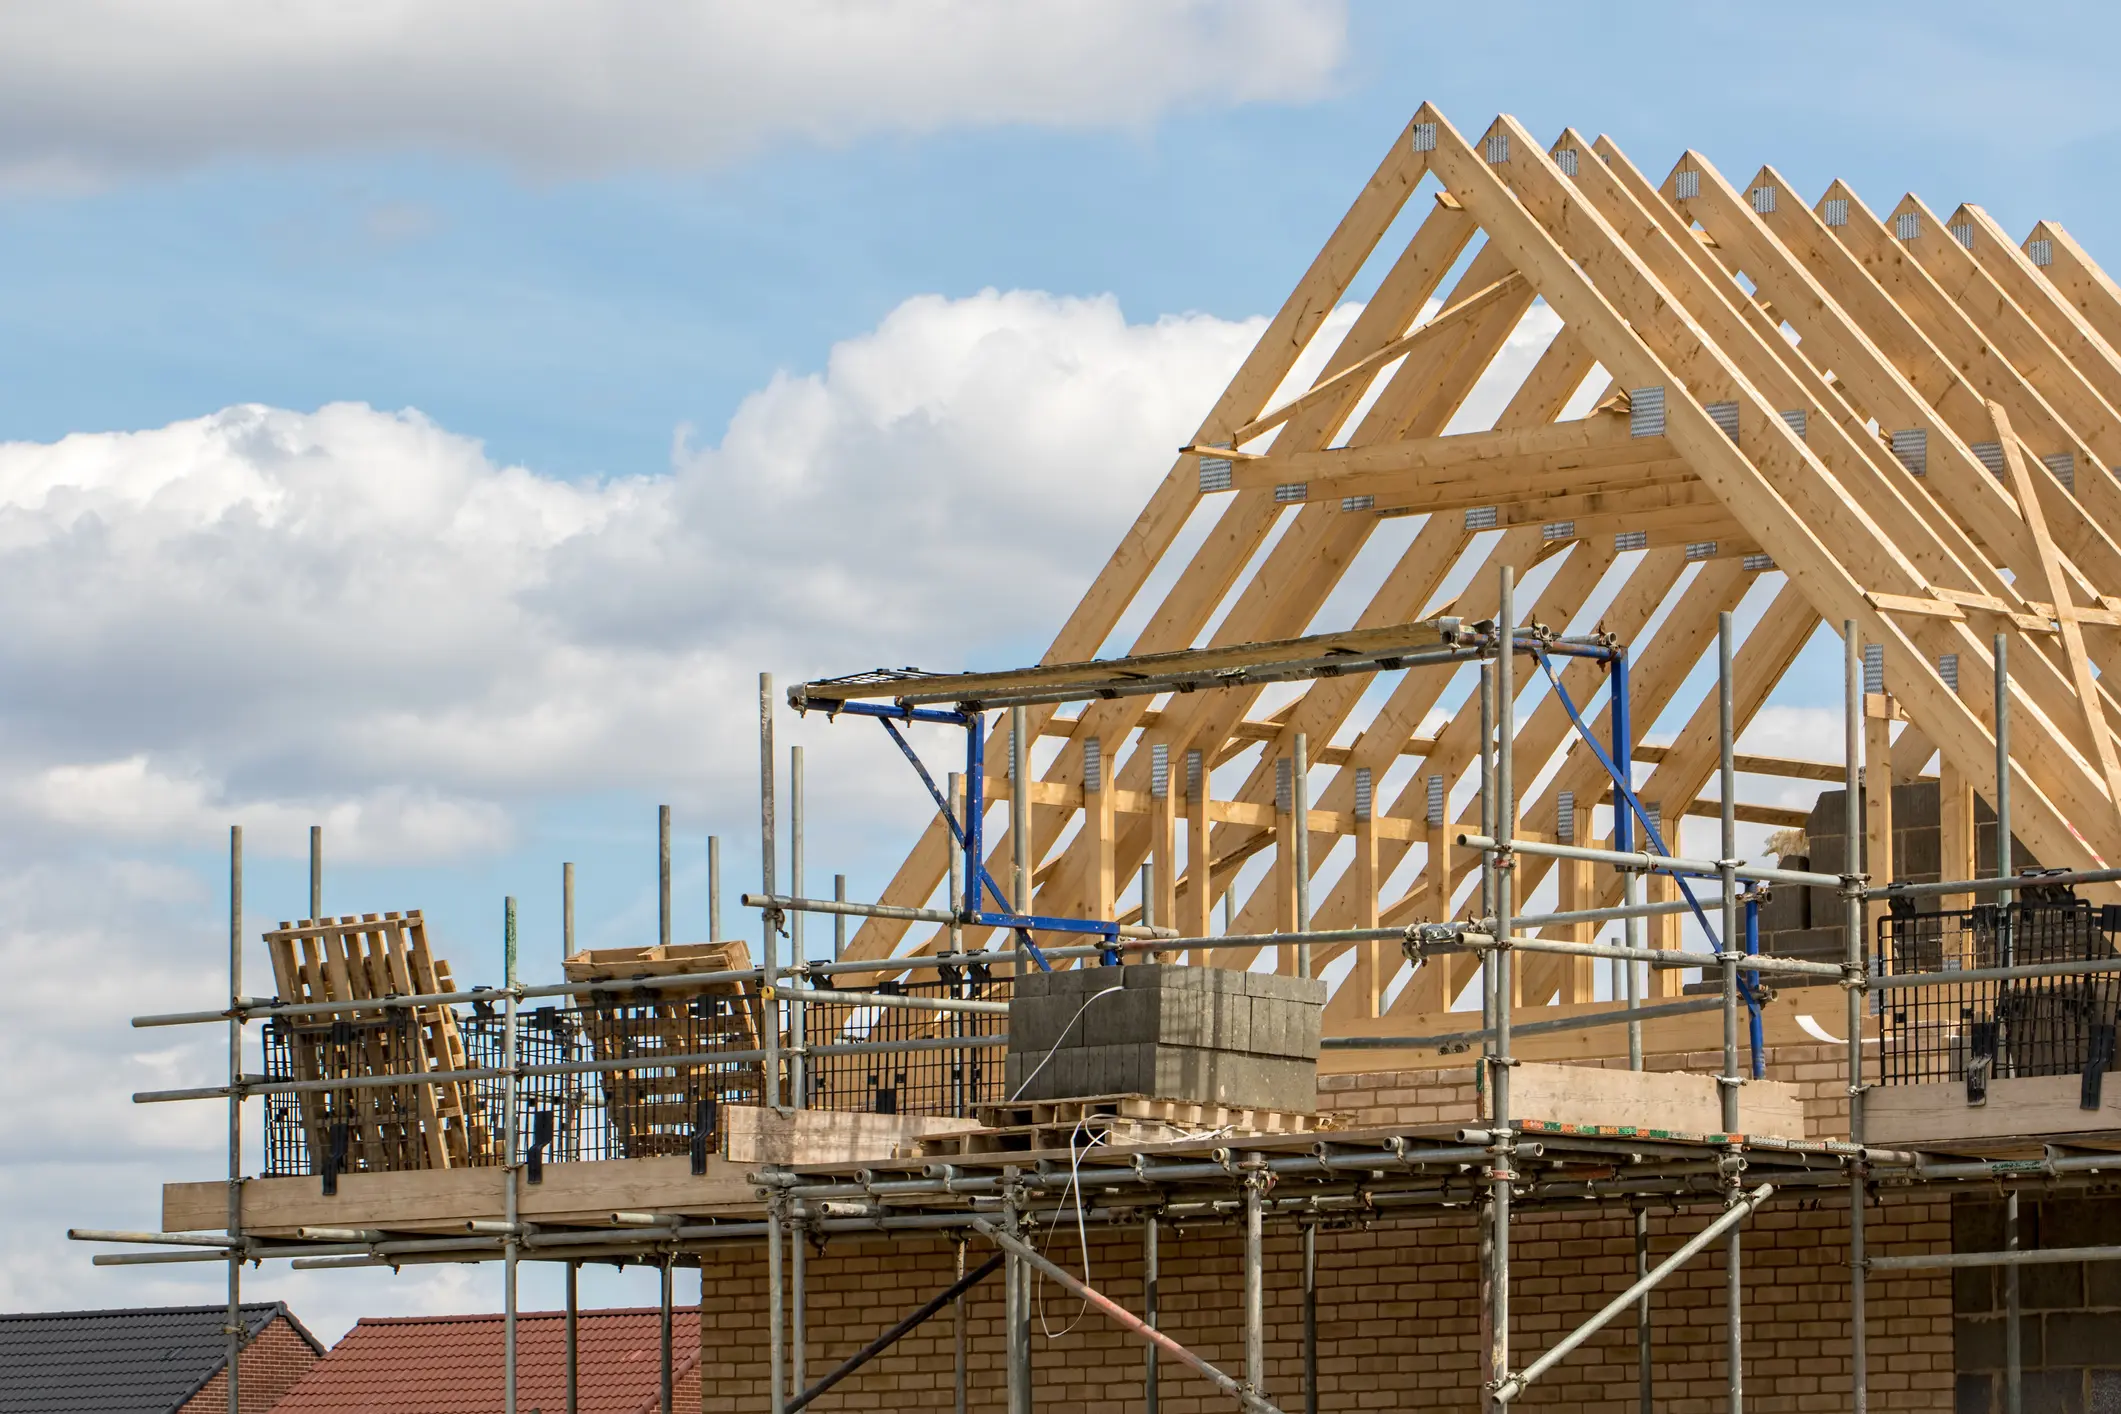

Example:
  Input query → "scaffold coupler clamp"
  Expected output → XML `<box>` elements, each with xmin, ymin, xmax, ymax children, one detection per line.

<box><xmin>1483</xmin><ymin>1128</ymin><xmax>1517</xmax><ymax>1185</ymax></box>
<box><xmin>1401</xmin><ymin>920</ymin><xmax>1459</xmax><ymax>965</ymax></box>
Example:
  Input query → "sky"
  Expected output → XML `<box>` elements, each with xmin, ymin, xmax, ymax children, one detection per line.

<box><xmin>7</xmin><ymin>0</ymin><xmax>2120</xmax><ymax>1343</ymax></box>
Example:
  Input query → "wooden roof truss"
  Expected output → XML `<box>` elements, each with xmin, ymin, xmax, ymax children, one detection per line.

<box><xmin>829</xmin><ymin>106</ymin><xmax>2121</xmax><ymax>1036</ymax></box>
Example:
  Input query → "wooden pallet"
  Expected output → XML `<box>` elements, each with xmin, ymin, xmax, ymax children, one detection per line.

<box><xmin>264</xmin><ymin>911</ymin><xmax>492</xmax><ymax>1173</ymax></box>
<box><xmin>563</xmin><ymin>940</ymin><xmax>762</xmax><ymax>1158</ymax></box>
<box><xmin>905</xmin><ymin>1094</ymin><xmax>1323</xmax><ymax>1158</ymax></box>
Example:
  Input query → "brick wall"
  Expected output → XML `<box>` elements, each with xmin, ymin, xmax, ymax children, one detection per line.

<box><xmin>177</xmin><ymin>1314</ymin><xmax>320</xmax><ymax>1413</ymax></box>
<box><xmin>1317</xmin><ymin>1042</ymin><xmax>1858</xmax><ymax>1139</ymax></box>
<box><xmin>695</xmin><ymin>1193</ymin><xmax>1950</xmax><ymax>1411</ymax></box>
<box><xmin>696</xmin><ymin>1048</ymin><xmax>1959</xmax><ymax>1412</ymax></box>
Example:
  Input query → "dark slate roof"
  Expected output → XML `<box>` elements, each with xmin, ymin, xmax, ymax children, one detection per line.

<box><xmin>0</xmin><ymin>1303</ymin><xmax>322</xmax><ymax>1413</ymax></box>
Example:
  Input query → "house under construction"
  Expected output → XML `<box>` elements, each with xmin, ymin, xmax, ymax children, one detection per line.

<box><xmin>77</xmin><ymin>104</ymin><xmax>2121</xmax><ymax>1413</ymax></box>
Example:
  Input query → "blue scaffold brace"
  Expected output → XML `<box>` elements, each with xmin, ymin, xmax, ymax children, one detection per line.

<box><xmin>1530</xmin><ymin>648</ymin><xmax>1764</xmax><ymax>1028</ymax></box>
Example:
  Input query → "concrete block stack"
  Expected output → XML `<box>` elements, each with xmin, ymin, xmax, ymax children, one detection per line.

<box><xmin>1004</xmin><ymin>963</ymin><xmax>1323</xmax><ymax>1112</ymax></box>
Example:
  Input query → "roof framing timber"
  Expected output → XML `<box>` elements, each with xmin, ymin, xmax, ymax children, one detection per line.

<box><xmin>838</xmin><ymin>106</ymin><xmax>2121</xmax><ymax>1036</ymax></box>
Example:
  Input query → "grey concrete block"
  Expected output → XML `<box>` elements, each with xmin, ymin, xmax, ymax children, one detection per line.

<box><xmin>1262</xmin><ymin>1059</ymin><xmax>1320</xmax><ymax>1113</ymax></box>
<box><xmin>1161</xmin><ymin>988</ymin><xmax>1209</xmax><ymax>1047</ymax></box>
<box><xmin>1897</xmin><ymin>826</ymin><xmax>1942</xmax><ymax>880</ymax></box>
<box><xmin>1015</xmin><ymin>970</ymin><xmax>1050</xmax><ymax>1001</ymax></box>
<box><xmin>1250</xmin><ymin>997</ymin><xmax>1288</xmax><ymax>1057</ymax></box>
<box><xmin>1086</xmin><ymin>986</ymin><xmax>1158</xmax><ymax>1047</ymax></box>
<box><xmin>1007</xmin><ymin>995</ymin><xmax>1066</xmax><ymax>1053</ymax></box>
<box><xmin>1894</xmin><ymin>780</ymin><xmax>1941</xmax><ymax>829</ymax></box>
<box><xmin>1288</xmin><ymin>1005</ymin><xmax>1322</xmax><ymax>1061</ymax></box>
<box><xmin>1210</xmin><ymin>991</ymin><xmax>1252</xmax><ymax>1052</ymax></box>
<box><xmin>1147</xmin><ymin>1044</ymin><xmax>1211</xmax><ymax>1101</ymax></box>
<box><xmin>1245</xmin><ymin>971</ymin><xmax>1329</xmax><ymax>1005</ymax></box>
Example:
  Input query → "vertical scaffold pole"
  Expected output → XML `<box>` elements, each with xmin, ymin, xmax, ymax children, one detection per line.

<box><xmin>835</xmin><ymin>874</ymin><xmax>848</xmax><ymax>962</ymax></box>
<box><xmin>1144</xmin><ymin>1215</ymin><xmax>1160</xmax><ymax>1414</ymax></box>
<box><xmin>791</xmin><ymin>1202</ymin><xmax>807</xmax><ymax>1401</ymax></box>
<box><xmin>1612</xmin><ymin>650</ymin><xmax>1643</xmax><ymax>1071</ymax></box>
<box><xmin>1292</xmin><ymin>732</ymin><xmax>1318</xmax><ymax>1414</ymax></box>
<box><xmin>1844</xmin><ymin>622</ymin><xmax>1868</xmax><ymax>1414</ymax></box>
<box><xmin>763</xmin><ymin>671</ymin><xmax>786</xmax><ymax>1414</ymax></box>
<box><xmin>709</xmin><ymin>836</ymin><xmax>722</xmax><ymax>941</ymax></box>
<box><xmin>1488</xmin><ymin>565</ymin><xmax>1516</xmax><ymax>1410</ymax></box>
<box><xmin>226</xmin><ymin>824</ymin><xmax>243</xmax><ymax>1414</ymax></box>
<box><xmin>1004</xmin><ymin>1172</ymin><xmax>1029</xmax><ymax>1414</ymax></box>
<box><xmin>1719</xmin><ymin>611</ymin><xmax>1743</xmax><ymax>1414</ymax></box>
<box><xmin>1011</xmin><ymin>706</ymin><xmax>1032</xmax><ymax>979</ymax></box>
<box><xmin>1616</xmin><ymin>645</ymin><xmax>1649</xmax><ymax>1413</ymax></box>
<box><xmin>1635</xmin><ymin>1209</ymin><xmax>1652</xmax><ymax>1414</ymax></box>
<box><xmin>565</xmin><ymin>1261</ymin><xmax>579</xmax><ymax>1414</ymax></box>
<box><xmin>309</xmin><ymin>823</ymin><xmax>322</xmax><ymax>919</ymax></box>
<box><xmin>563</xmin><ymin>862</ymin><xmax>575</xmax><ymax>961</ymax></box>
<box><xmin>760</xmin><ymin>672</ymin><xmax>781</xmax><ymax>1109</ymax></box>
<box><xmin>1293</xmin><ymin>731</ymin><xmax>1311</xmax><ymax>978</ymax></box>
<box><xmin>954</xmin><ymin>1235</ymin><xmax>969</xmax><ymax>1414</ymax></box>
<box><xmin>2006</xmin><ymin>1189</ymin><xmax>2022</xmax><ymax>1414</ymax></box>
<box><xmin>1997</xmin><ymin>632</ymin><xmax>2019</xmax><ymax>1414</ymax></box>
<box><xmin>1479</xmin><ymin>660</ymin><xmax>1496</xmax><ymax>1117</ymax></box>
<box><xmin>791</xmin><ymin>746</ymin><xmax>807</xmax><ymax>1113</ymax></box>
<box><xmin>1996</xmin><ymin>632</ymin><xmax>2014</xmax><ymax>904</ymax></box>
<box><xmin>503</xmin><ymin>895</ymin><xmax>520</xmax><ymax>1414</ymax></box>
<box><xmin>1243</xmin><ymin>1157</ymin><xmax>1266</xmax><ymax>1403</ymax></box>
<box><xmin>660</xmin><ymin>803</ymin><xmax>672</xmax><ymax>950</ymax></box>
<box><xmin>948</xmin><ymin>772</ymin><xmax>967</xmax><ymax>1119</ymax></box>
<box><xmin>768</xmin><ymin>1186</ymin><xmax>788</xmax><ymax>1414</ymax></box>
<box><xmin>661</xmin><ymin>1253</ymin><xmax>675</xmax><ymax>1414</ymax></box>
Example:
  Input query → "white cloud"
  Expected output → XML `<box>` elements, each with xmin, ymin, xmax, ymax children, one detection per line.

<box><xmin>0</xmin><ymin>1</ymin><xmax>1345</xmax><ymax>184</ymax></box>
<box><xmin>0</xmin><ymin>288</ymin><xmax>1273</xmax><ymax>858</ymax></box>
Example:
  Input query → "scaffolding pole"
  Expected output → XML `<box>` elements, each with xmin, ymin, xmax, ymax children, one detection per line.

<box><xmin>1719</xmin><ymin>611</ymin><xmax>1743</xmax><ymax>1414</ymax></box>
<box><xmin>1145</xmin><ymin>1215</ymin><xmax>1160</xmax><ymax>1414</ymax></box>
<box><xmin>1492</xmin><ymin>566</ymin><xmax>1517</xmax><ymax>1412</ymax></box>
<box><xmin>225</xmin><ymin>825</ymin><xmax>242</xmax><ymax>1414</ymax></box>
<box><xmin>503</xmin><ymin>896</ymin><xmax>520</xmax><ymax>1414</ymax></box>
<box><xmin>661</xmin><ymin>1254</ymin><xmax>675</xmax><ymax>1414</ymax></box>
<box><xmin>1292</xmin><ymin>731</ymin><xmax>1318</xmax><ymax>1414</ymax></box>
<box><xmin>1844</xmin><ymin>622</ymin><xmax>1868</xmax><ymax>1414</ymax></box>
<box><xmin>565</xmin><ymin>1262</ymin><xmax>579</xmax><ymax>1414</ymax></box>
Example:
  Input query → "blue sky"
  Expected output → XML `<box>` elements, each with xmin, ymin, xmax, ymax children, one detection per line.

<box><xmin>6</xmin><ymin>0</ymin><xmax>2118</xmax><ymax>1337</ymax></box>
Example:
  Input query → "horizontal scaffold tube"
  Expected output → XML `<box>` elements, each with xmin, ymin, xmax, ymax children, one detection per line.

<box><xmin>747</xmin><ymin>891</ymin><xmax>1179</xmax><ymax>942</ymax></box>
<box><xmin>1511</xmin><ymin>895</ymin><xmax>1731</xmax><ymax>929</ymax></box>
<box><xmin>1323</xmin><ymin>996</ymin><xmax>1725</xmax><ymax>1050</ymax></box>
<box><xmin>1451</xmin><ymin>931</ymin><xmax>1845</xmax><ymax>977</ymax></box>
<box><xmin>1868</xmin><ymin>1245</ymin><xmax>2121</xmax><ymax>1271</ymax></box>
<box><xmin>132</xmin><ymin>1033</ymin><xmax>1008</xmax><ymax>1103</ymax></box>
<box><xmin>1456</xmin><ymin>833</ymin><xmax>1843</xmax><ymax>890</ymax></box>
<box><xmin>1872</xmin><ymin>957</ymin><xmax>2121</xmax><ymax>989</ymax></box>
<box><xmin>1869</xmin><ymin>865</ymin><xmax>2121</xmax><ymax>900</ymax></box>
<box><xmin>792</xmin><ymin>988</ymin><xmax>1007</xmax><ymax>1015</ymax></box>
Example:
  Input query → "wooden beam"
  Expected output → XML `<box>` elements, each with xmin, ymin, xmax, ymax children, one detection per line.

<box><xmin>1228</xmin><ymin>270</ymin><xmax>1530</xmax><ymax>445</ymax></box>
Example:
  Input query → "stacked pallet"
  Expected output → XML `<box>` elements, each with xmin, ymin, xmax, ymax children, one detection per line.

<box><xmin>264</xmin><ymin>912</ymin><xmax>492</xmax><ymax>1173</ymax></box>
<box><xmin>562</xmin><ymin>941</ymin><xmax>761</xmax><ymax>1158</ymax></box>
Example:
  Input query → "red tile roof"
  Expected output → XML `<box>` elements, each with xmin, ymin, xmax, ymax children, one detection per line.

<box><xmin>270</xmin><ymin>1307</ymin><xmax>699</xmax><ymax>1414</ymax></box>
